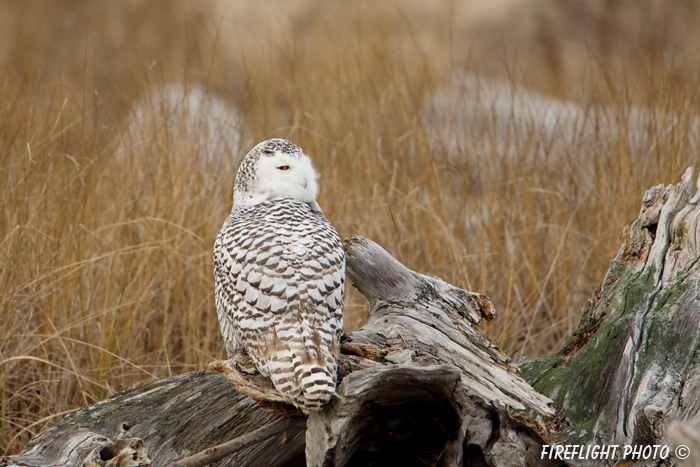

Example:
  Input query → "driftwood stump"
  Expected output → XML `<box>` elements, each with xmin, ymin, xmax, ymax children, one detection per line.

<box><xmin>6</xmin><ymin>169</ymin><xmax>700</xmax><ymax>466</ymax></box>
<box><xmin>520</xmin><ymin>167</ymin><xmax>700</xmax><ymax>466</ymax></box>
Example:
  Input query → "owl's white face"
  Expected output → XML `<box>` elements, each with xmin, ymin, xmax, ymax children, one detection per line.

<box><xmin>233</xmin><ymin>139</ymin><xmax>319</xmax><ymax>207</ymax></box>
<box><xmin>253</xmin><ymin>150</ymin><xmax>319</xmax><ymax>203</ymax></box>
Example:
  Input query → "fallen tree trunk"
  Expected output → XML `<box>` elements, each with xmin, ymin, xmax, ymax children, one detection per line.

<box><xmin>0</xmin><ymin>372</ymin><xmax>307</xmax><ymax>467</ymax></box>
<box><xmin>5</xmin><ymin>169</ymin><xmax>700</xmax><ymax>466</ymax></box>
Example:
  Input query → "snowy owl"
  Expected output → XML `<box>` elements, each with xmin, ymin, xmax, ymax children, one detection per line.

<box><xmin>213</xmin><ymin>138</ymin><xmax>345</xmax><ymax>411</ymax></box>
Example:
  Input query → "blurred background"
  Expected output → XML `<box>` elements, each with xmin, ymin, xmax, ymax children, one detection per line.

<box><xmin>1</xmin><ymin>0</ymin><xmax>700</xmax><ymax>454</ymax></box>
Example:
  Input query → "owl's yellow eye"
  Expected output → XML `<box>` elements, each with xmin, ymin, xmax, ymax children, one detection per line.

<box><xmin>278</xmin><ymin>165</ymin><xmax>290</xmax><ymax>171</ymax></box>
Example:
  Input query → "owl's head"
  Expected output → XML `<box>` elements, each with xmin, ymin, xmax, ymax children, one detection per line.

<box><xmin>233</xmin><ymin>139</ymin><xmax>319</xmax><ymax>206</ymax></box>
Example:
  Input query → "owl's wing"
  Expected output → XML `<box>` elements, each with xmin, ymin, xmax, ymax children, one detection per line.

<box><xmin>294</xmin><ymin>242</ymin><xmax>345</xmax><ymax>398</ymax></box>
<box><xmin>296</xmin><ymin>227</ymin><xmax>345</xmax><ymax>358</ymax></box>
<box><xmin>213</xmin><ymin>231</ymin><xmax>239</xmax><ymax>357</ymax></box>
<box><xmin>214</xmin><ymin>215</ymin><xmax>303</xmax><ymax>362</ymax></box>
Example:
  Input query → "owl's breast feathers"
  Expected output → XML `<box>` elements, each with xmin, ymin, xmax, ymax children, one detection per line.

<box><xmin>213</xmin><ymin>197</ymin><xmax>344</xmax><ymax>411</ymax></box>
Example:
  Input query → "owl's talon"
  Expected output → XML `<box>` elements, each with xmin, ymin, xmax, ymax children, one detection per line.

<box><xmin>233</xmin><ymin>353</ymin><xmax>259</xmax><ymax>375</ymax></box>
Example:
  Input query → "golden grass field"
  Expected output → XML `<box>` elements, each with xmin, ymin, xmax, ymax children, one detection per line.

<box><xmin>2</xmin><ymin>0</ymin><xmax>700</xmax><ymax>454</ymax></box>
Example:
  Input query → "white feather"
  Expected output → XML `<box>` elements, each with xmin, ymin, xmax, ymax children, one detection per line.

<box><xmin>240</xmin><ymin>150</ymin><xmax>318</xmax><ymax>206</ymax></box>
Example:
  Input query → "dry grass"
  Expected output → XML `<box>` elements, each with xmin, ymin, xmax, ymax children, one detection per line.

<box><xmin>2</xmin><ymin>0</ymin><xmax>700</xmax><ymax>454</ymax></box>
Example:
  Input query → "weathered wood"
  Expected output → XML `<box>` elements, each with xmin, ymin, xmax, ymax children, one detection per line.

<box><xmin>343</xmin><ymin>235</ymin><xmax>549</xmax><ymax>411</ymax></box>
<box><xmin>1</xmin><ymin>372</ymin><xmax>306</xmax><ymax>467</ymax></box>
<box><xmin>520</xmin><ymin>167</ymin><xmax>700</xmax><ymax>466</ymax></box>
<box><xmin>169</xmin><ymin>417</ymin><xmax>303</xmax><ymax>467</ymax></box>
<box><xmin>305</xmin><ymin>364</ymin><xmax>464</xmax><ymax>466</ymax></box>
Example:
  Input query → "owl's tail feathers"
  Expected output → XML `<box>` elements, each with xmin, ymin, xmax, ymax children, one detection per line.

<box><xmin>297</xmin><ymin>365</ymin><xmax>336</xmax><ymax>406</ymax></box>
<box><xmin>266</xmin><ymin>350</ymin><xmax>337</xmax><ymax>412</ymax></box>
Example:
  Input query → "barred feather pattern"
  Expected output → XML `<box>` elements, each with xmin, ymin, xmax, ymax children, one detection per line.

<box><xmin>214</xmin><ymin>197</ymin><xmax>345</xmax><ymax>411</ymax></box>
